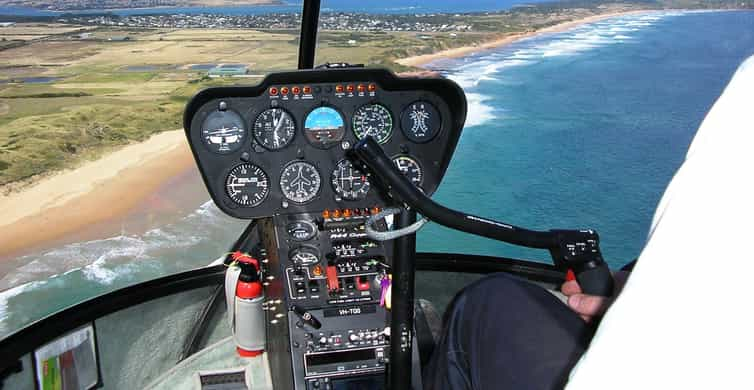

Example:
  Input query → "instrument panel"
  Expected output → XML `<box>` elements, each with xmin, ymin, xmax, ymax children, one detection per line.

<box><xmin>183</xmin><ymin>68</ymin><xmax>467</xmax><ymax>219</ymax></box>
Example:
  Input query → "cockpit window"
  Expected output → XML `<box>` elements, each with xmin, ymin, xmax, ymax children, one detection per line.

<box><xmin>313</xmin><ymin>3</ymin><xmax>754</xmax><ymax>267</ymax></box>
<box><xmin>1</xmin><ymin>1</ymin><xmax>754</xmax><ymax>341</ymax></box>
<box><xmin>0</xmin><ymin>3</ymin><xmax>302</xmax><ymax>338</ymax></box>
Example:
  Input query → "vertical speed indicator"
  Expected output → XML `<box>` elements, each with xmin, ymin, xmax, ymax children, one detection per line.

<box><xmin>225</xmin><ymin>163</ymin><xmax>270</xmax><ymax>207</ymax></box>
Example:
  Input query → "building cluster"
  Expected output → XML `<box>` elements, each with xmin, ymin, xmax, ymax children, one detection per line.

<box><xmin>3</xmin><ymin>0</ymin><xmax>179</xmax><ymax>11</ymax></box>
<box><xmin>64</xmin><ymin>12</ymin><xmax>473</xmax><ymax>32</ymax></box>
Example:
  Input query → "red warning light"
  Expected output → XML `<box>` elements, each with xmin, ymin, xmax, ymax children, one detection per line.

<box><xmin>269</xmin><ymin>87</ymin><xmax>279</xmax><ymax>95</ymax></box>
<box><xmin>280</xmin><ymin>87</ymin><xmax>289</xmax><ymax>95</ymax></box>
<box><xmin>346</xmin><ymin>84</ymin><xmax>355</xmax><ymax>93</ymax></box>
<box><xmin>292</xmin><ymin>86</ymin><xmax>301</xmax><ymax>94</ymax></box>
<box><xmin>357</xmin><ymin>84</ymin><xmax>366</xmax><ymax>93</ymax></box>
<box><xmin>335</xmin><ymin>85</ymin><xmax>344</xmax><ymax>93</ymax></box>
<box><xmin>303</xmin><ymin>86</ymin><xmax>312</xmax><ymax>94</ymax></box>
<box><xmin>368</xmin><ymin>84</ymin><xmax>377</xmax><ymax>92</ymax></box>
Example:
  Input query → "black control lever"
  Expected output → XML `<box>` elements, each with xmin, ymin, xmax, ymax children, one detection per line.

<box><xmin>291</xmin><ymin>305</ymin><xmax>322</xmax><ymax>329</ymax></box>
<box><xmin>351</xmin><ymin>137</ymin><xmax>614</xmax><ymax>296</ymax></box>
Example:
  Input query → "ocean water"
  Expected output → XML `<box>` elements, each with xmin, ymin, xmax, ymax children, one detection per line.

<box><xmin>2</xmin><ymin>10</ymin><xmax>754</xmax><ymax>338</ymax></box>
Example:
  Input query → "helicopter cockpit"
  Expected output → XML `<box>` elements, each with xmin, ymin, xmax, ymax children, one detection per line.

<box><xmin>181</xmin><ymin>64</ymin><xmax>613</xmax><ymax>389</ymax></box>
<box><xmin>0</xmin><ymin>1</ymin><xmax>625</xmax><ymax>389</ymax></box>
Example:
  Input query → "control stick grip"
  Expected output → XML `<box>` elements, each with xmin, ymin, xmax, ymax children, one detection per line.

<box><xmin>575</xmin><ymin>261</ymin><xmax>614</xmax><ymax>297</ymax></box>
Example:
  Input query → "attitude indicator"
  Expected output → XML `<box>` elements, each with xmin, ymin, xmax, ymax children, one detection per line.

<box><xmin>304</xmin><ymin>106</ymin><xmax>346</xmax><ymax>148</ymax></box>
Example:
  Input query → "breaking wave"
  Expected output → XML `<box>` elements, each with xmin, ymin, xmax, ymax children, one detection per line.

<box><xmin>428</xmin><ymin>11</ymin><xmax>682</xmax><ymax>129</ymax></box>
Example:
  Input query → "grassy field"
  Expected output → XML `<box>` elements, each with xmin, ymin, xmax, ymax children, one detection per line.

<box><xmin>0</xmin><ymin>3</ymin><xmax>649</xmax><ymax>189</ymax></box>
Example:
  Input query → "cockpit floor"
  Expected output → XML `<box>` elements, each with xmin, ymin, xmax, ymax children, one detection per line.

<box><xmin>145</xmin><ymin>337</ymin><xmax>272</xmax><ymax>390</ymax></box>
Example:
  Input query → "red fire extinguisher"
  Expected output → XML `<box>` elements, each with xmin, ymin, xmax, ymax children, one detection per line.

<box><xmin>225</xmin><ymin>251</ymin><xmax>266</xmax><ymax>357</ymax></box>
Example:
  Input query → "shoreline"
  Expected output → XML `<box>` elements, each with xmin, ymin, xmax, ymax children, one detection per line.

<box><xmin>0</xmin><ymin>8</ymin><xmax>655</xmax><ymax>262</ymax></box>
<box><xmin>396</xmin><ymin>10</ymin><xmax>652</xmax><ymax>68</ymax></box>
<box><xmin>0</xmin><ymin>130</ymin><xmax>206</xmax><ymax>261</ymax></box>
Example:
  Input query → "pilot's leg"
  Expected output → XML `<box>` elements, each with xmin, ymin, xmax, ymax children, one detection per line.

<box><xmin>424</xmin><ymin>273</ymin><xmax>592</xmax><ymax>390</ymax></box>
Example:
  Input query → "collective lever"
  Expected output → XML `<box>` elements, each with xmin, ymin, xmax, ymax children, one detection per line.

<box><xmin>351</xmin><ymin>137</ymin><xmax>614</xmax><ymax>297</ymax></box>
<box><xmin>291</xmin><ymin>305</ymin><xmax>322</xmax><ymax>329</ymax></box>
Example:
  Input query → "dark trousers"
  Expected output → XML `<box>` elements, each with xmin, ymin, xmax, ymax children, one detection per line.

<box><xmin>423</xmin><ymin>273</ymin><xmax>593</xmax><ymax>390</ymax></box>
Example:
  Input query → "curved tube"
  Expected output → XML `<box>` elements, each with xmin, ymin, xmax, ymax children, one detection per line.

<box><xmin>353</xmin><ymin>138</ymin><xmax>557</xmax><ymax>249</ymax></box>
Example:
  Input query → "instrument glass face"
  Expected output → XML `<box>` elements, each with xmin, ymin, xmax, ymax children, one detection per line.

<box><xmin>201</xmin><ymin>110</ymin><xmax>247</xmax><ymax>154</ymax></box>
<box><xmin>253</xmin><ymin>108</ymin><xmax>296</xmax><ymax>150</ymax></box>
<box><xmin>304</xmin><ymin>106</ymin><xmax>346</xmax><ymax>148</ymax></box>
<box><xmin>393</xmin><ymin>155</ymin><xmax>423</xmax><ymax>187</ymax></box>
<box><xmin>187</xmin><ymin>71</ymin><xmax>462</xmax><ymax>218</ymax></box>
<box><xmin>352</xmin><ymin>103</ymin><xmax>393</xmax><ymax>144</ymax></box>
<box><xmin>331</xmin><ymin>159</ymin><xmax>371</xmax><ymax>201</ymax></box>
<box><xmin>225</xmin><ymin>163</ymin><xmax>270</xmax><ymax>207</ymax></box>
<box><xmin>280</xmin><ymin>161</ymin><xmax>322</xmax><ymax>204</ymax></box>
<box><xmin>290</xmin><ymin>246</ymin><xmax>320</xmax><ymax>265</ymax></box>
<box><xmin>400</xmin><ymin>101</ymin><xmax>441</xmax><ymax>143</ymax></box>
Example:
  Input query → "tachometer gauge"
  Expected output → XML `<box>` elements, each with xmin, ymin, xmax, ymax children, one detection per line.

<box><xmin>331</xmin><ymin>159</ymin><xmax>371</xmax><ymax>201</ymax></box>
<box><xmin>201</xmin><ymin>110</ymin><xmax>247</xmax><ymax>154</ymax></box>
<box><xmin>400</xmin><ymin>101</ymin><xmax>441</xmax><ymax>143</ymax></box>
<box><xmin>290</xmin><ymin>246</ymin><xmax>320</xmax><ymax>265</ymax></box>
<box><xmin>393</xmin><ymin>155</ymin><xmax>423</xmax><ymax>187</ymax></box>
<box><xmin>304</xmin><ymin>106</ymin><xmax>346</xmax><ymax>148</ymax></box>
<box><xmin>225</xmin><ymin>163</ymin><xmax>269</xmax><ymax>207</ymax></box>
<box><xmin>253</xmin><ymin>108</ymin><xmax>295</xmax><ymax>150</ymax></box>
<box><xmin>280</xmin><ymin>161</ymin><xmax>321</xmax><ymax>204</ymax></box>
<box><xmin>353</xmin><ymin>103</ymin><xmax>393</xmax><ymax>144</ymax></box>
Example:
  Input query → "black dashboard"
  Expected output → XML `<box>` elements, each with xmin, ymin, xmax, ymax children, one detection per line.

<box><xmin>183</xmin><ymin>68</ymin><xmax>467</xmax><ymax>390</ymax></box>
<box><xmin>183</xmin><ymin>68</ymin><xmax>467</xmax><ymax>219</ymax></box>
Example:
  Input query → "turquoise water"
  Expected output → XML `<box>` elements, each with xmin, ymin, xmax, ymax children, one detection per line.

<box><xmin>1</xmin><ymin>10</ymin><xmax>754</xmax><ymax>338</ymax></box>
<box><xmin>420</xmin><ymin>10</ymin><xmax>754</xmax><ymax>266</ymax></box>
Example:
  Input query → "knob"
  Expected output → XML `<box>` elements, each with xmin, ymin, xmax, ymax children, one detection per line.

<box><xmin>348</xmin><ymin>334</ymin><xmax>360</xmax><ymax>342</ymax></box>
<box><xmin>318</xmin><ymin>336</ymin><xmax>328</xmax><ymax>345</ymax></box>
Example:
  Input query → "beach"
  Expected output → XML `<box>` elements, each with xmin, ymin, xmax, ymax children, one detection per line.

<box><xmin>0</xmin><ymin>9</ymin><xmax>648</xmax><ymax>262</ymax></box>
<box><xmin>0</xmin><ymin>131</ymin><xmax>207</xmax><ymax>261</ymax></box>
<box><xmin>396</xmin><ymin>10</ymin><xmax>649</xmax><ymax>68</ymax></box>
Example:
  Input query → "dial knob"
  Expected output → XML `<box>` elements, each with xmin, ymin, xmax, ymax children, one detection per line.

<box><xmin>349</xmin><ymin>334</ymin><xmax>360</xmax><ymax>342</ymax></box>
<box><xmin>318</xmin><ymin>336</ymin><xmax>328</xmax><ymax>345</ymax></box>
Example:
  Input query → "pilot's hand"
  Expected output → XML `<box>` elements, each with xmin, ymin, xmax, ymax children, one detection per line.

<box><xmin>561</xmin><ymin>270</ymin><xmax>630</xmax><ymax>323</ymax></box>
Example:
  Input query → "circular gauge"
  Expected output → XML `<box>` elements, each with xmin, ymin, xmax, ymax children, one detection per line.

<box><xmin>290</xmin><ymin>246</ymin><xmax>320</xmax><ymax>265</ymax></box>
<box><xmin>253</xmin><ymin>108</ymin><xmax>296</xmax><ymax>150</ymax></box>
<box><xmin>201</xmin><ymin>110</ymin><xmax>247</xmax><ymax>154</ymax></box>
<box><xmin>400</xmin><ymin>101</ymin><xmax>441</xmax><ymax>143</ymax></box>
<box><xmin>303</xmin><ymin>106</ymin><xmax>346</xmax><ymax>148</ymax></box>
<box><xmin>225</xmin><ymin>163</ymin><xmax>270</xmax><ymax>207</ymax></box>
<box><xmin>286</xmin><ymin>221</ymin><xmax>317</xmax><ymax>241</ymax></box>
<box><xmin>352</xmin><ymin>103</ymin><xmax>393</xmax><ymax>144</ymax></box>
<box><xmin>393</xmin><ymin>155</ymin><xmax>423</xmax><ymax>187</ymax></box>
<box><xmin>280</xmin><ymin>161</ymin><xmax>322</xmax><ymax>204</ymax></box>
<box><xmin>331</xmin><ymin>159</ymin><xmax>371</xmax><ymax>201</ymax></box>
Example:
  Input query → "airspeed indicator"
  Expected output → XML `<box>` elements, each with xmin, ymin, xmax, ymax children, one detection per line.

<box><xmin>353</xmin><ymin>103</ymin><xmax>393</xmax><ymax>144</ymax></box>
